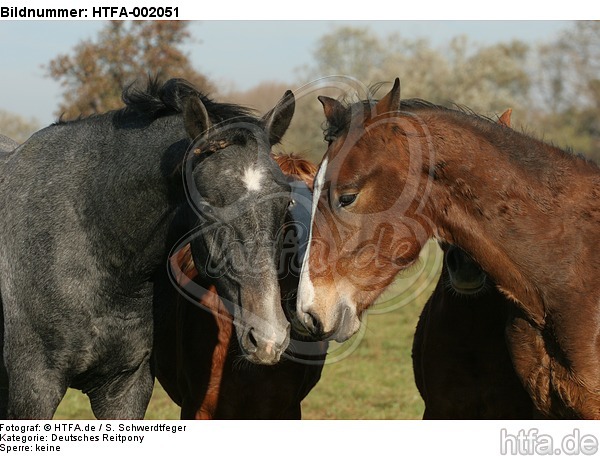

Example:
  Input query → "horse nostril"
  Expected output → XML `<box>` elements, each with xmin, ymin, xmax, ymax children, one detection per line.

<box><xmin>244</xmin><ymin>328</ymin><xmax>259</xmax><ymax>353</ymax></box>
<box><xmin>303</xmin><ymin>311</ymin><xmax>323</xmax><ymax>336</ymax></box>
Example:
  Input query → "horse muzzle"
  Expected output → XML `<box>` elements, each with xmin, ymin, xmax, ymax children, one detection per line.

<box><xmin>297</xmin><ymin>299</ymin><xmax>360</xmax><ymax>343</ymax></box>
<box><xmin>239</xmin><ymin>324</ymin><xmax>290</xmax><ymax>365</ymax></box>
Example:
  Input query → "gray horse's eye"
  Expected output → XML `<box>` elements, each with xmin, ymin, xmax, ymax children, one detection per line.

<box><xmin>199</xmin><ymin>201</ymin><xmax>214</xmax><ymax>215</ymax></box>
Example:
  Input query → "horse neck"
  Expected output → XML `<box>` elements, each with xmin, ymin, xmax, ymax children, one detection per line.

<box><xmin>81</xmin><ymin>115</ymin><xmax>190</xmax><ymax>282</ymax></box>
<box><xmin>415</xmin><ymin>113</ymin><xmax>600</xmax><ymax>325</ymax></box>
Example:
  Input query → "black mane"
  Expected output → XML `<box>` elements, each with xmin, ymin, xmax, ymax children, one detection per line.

<box><xmin>55</xmin><ymin>76</ymin><xmax>256</xmax><ymax>127</ymax></box>
<box><xmin>118</xmin><ymin>77</ymin><xmax>256</xmax><ymax>124</ymax></box>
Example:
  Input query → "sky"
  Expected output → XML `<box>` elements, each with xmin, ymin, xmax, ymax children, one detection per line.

<box><xmin>0</xmin><ymin>19</ymin><xmax>575</xmax><ymax>128</ymax></box>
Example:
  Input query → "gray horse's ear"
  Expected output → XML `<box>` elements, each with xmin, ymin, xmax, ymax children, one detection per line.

<box><xmin>262</xmin><ymin>90</ymin><xmax>295</xmax><ymax>146</ymax></box>
<box><xmin>374</xmin><ymin>77</ymin><xmax>401</xmax><ymax>115</ymax></box>
<box><xmin>184</xmin><ymin>96</ymin><xmax>212</xmax><ymax>140</ymax></box>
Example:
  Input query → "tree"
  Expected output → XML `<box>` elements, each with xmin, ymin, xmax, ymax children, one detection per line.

<box><xmin>297</xmin><ymin>26</ymin><xmax>534</xmax><ymax>161</ymax></box>
<box><xmin>306</xmin><ymin>27</ymin><xmax>533</xmax><ymax>113</ymax></box>
<box><xmin>46</xmin><ymin>21</ymin><xmax>213</xmax><ymax>119</ymax></box>
<box><xmin>223</xmin><ymin>81</ymin><xmax>292</xmax><ymax>114</ymax></box>
<box><xmin>561</xmin><ymin>21</ymin><xmax>600</xmax><ymax>110</ymax></box>
<box><xmin>306</xmin><ymin>26</ymin><xmax>384</xmax><ymax>82</ymax></box>
<box><xmin>536</xmin><ymin>40</ymin><xmax>571</xmax><ymax>114</ymax></box>
<box><xmin>0</xmin><ymin>109</ymin><xmax>40</xmax><ymax>143</ymax></box>
<box><xmin>534</xmin><ymin>21</ymin><xmax>600</xmax><ymax>161</ymax></box>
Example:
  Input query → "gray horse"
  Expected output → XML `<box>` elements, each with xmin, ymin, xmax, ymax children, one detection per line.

<box><xmin>0</xmin><ymin>78</ymin><xmax>295</xmax><ymax>419</ymax></box>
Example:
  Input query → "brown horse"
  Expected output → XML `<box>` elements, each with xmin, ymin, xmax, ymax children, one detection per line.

<box><xmin>296</xmin><ymin>79</ymin><xmax>600</xmax><ymax>418</ymax></box>
<box><xmin>412</xmin><ymin>109</ymin><xmax>537</xmax><ymax>419</ymax></box>
<box><xmin>154</xmin><ymin>153</ymin><xmax>328</xmax><ymax>419</ymax></box>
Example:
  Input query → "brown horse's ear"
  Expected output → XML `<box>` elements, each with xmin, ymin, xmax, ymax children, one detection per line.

<box><xmin>374</xmin><ymin>78</ymin><xmax>401</xmax><ymax>115</ymax></box>
<box><xmin>498</xmin><ymin>108</ymin><xmax>512</xmax><ymax>127</ymax></box>
<box><xmin>184</xmin><ymin>96</ymin><xmax>212</xmax><ymax>140</ymax></box>
<box><xmin>318</xmin><ymin>96</ymin><xmax>345</xmax><ymax>123</ymax></box>
<box><xmin>262</xmin><ymin>90</ymin><xmax>295</xmax><ymax>146</ymax></box>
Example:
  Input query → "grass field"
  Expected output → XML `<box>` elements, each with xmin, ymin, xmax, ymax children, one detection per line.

<box><xmin>54</xmin><ymin>242</ymin><xmax>442</xmax><ymax>420</ymax></box>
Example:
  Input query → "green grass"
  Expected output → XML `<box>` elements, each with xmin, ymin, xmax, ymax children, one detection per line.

<box><xmin>55</xmin><ymin>242</ymin><xmax>442</xmax><ymax>420</ymax></box>
<box><xmin>54</xmin><ymin>382</ymin><xmax>180</xmax><ymax>420</ymax></box>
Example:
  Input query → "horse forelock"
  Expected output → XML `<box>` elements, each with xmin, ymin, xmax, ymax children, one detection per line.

<box><xmin>272</xmin><ymin>153</ymin><xmax>317</xmax><ymax>187</ymax></box>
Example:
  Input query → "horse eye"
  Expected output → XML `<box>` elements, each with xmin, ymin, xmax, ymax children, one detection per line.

<box><xmin>338</xmin><ymin>193</ymin><xmax>357</xmax><ymax>208</ymax></box>
<box><xmin>199</xmin><ymin>201</ymin><xmax>214</xmax><ymax>215</ymax></box>
<box><xmin>288</xmin><ymin>198</ymin><xmax>296</xmax><ymax>209</ymax></box>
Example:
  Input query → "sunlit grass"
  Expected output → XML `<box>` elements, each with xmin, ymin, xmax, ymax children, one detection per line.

<box><xmin>54</xmin><ymin>382</ymin><xmax>180</xmax><ymax>420</ymax></box>
<box><xmin>54</xmin><ymin>242</ymin><xmax>442</xmax><ymax>420</ymax></box>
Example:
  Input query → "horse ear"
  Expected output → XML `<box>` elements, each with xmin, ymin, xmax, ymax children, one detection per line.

<box><xmin>498</xmin><ymin>108</ymin><xmax>512</xmax><ymax>127</ymax></box>
<box><xmin>183</xmin><ymin>96</ymin><xmax>212</xmax><ymax>140</ymax></box>
<box><xmin>374</xmin><ymin>78</ymin><xmax>401</xmax><ymax>114</ymax></box>
<box><xmin>262</xmin><ymin>90</ymin><xmax>295</xmax><ymax>146</ymax></box>
<box><xmin>318</xmin><ymin>96</ymin><xmax>344</xmax><ymax>123</ymax></box>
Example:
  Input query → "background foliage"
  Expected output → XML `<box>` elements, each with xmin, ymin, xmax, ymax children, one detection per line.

<box><xmin>3</xmin><ymin>21</ymin><xmax>599</xmax><ymax>162</ymax></box>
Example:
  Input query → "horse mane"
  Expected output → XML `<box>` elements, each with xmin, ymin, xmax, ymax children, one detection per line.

<box><xmin>324</xmin><ymin>96</ymin><xmax>498</xmax><ymax>136</ymax></box>
<box><xmin>324</xmin><ymin>95</ymin><xmax>599</xmax><ymax>172</ymax></box>
<box><xmin>118</xmin><ymin>76</ymin><xmax>256</xmax><ymax>123</ymax></box>
<box><xmin>55</xmin><ymin>76</ymin><xmax>256</xmax><ymax>126</ymax></box>
<box><xmin>176</xmin><ymin>244</ymin><xmax>197</xmax><ymax>281</ymax></box>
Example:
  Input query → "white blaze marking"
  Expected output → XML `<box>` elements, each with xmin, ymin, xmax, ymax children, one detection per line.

<box><xmin>241</xmin><ymin>277</ymin><xmax>286</xmax><ymax>352</ymax></box>
<box><xmin>298</xmin><ymin>157</ymin><xmax>328</xmax><ymax>312</ymax></box>
<box><xmin>242</xmin><ymin>166</ymin><xmax>264</xmax><ymax>192</ymax></box>
<box><xmin>310</xmin><ymin>157</ymin><xmax>328</xmax><ymax>224</ymax></box>
<box><xmin>259</xmin><ymin>279</ymin><xmax>288</xmax><ymax>345</ymax></box>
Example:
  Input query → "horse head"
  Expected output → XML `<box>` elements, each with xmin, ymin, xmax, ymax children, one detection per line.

<box><xmin>181</xmin><ymin>90</ymin><xmax>296</xmax><ymax>365</ymax></box>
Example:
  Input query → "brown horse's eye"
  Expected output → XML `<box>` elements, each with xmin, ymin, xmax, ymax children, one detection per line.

<box><xmin>338</xmin><ymin>193</ymin><xmax>358</xmax><ymax>208</ymax></box>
